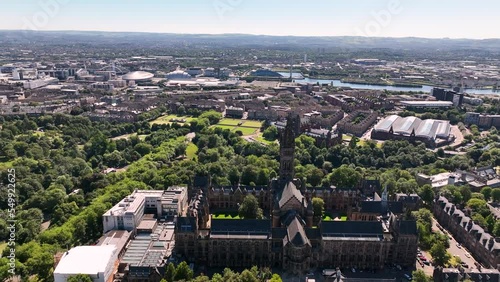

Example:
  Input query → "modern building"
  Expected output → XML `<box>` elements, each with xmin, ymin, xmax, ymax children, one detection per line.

<box><xmin>432</xmin><ymin>88</ymin><xmax>464</xmax><ymax>106</ymax></box>
<box><xmin>53</xmin><ymin>245</ymin><xmax>117</xmax><ymax>282</ymax></box>
<box><xmin>249</xmin><ymin>69</ymin><xmax>284</xmax><ymax>78</ymax></box>
<box><xmin>166</xmin><ymin>70</ymin><xmax>192</xmax><ymax>80</ymax></box>
<box><xmin>122</xmin><ymin>71</ymin><xmax>154</xmax><ymax>83</ymax></box>
<box><xmin>120</xmin><ymin>222</ymin><xmax>175</xmax><ymax>282</ymax></box>
<box><xmin>371</xmin><ymin>115</ymin><xmax>453</xmax><ymax>148</ymax></box>
<box><xmin>433</xmin><ymin>196</ymin><xmax>500</xmax><ymax>270</ymax></box>
<box><xmin>175</xmin><ymin>114</ymin><xmax>418</xmax><ymax>274</ymax></box>
<box><xmin>102</xmin><ymin>188</ymin><xmax>187</xmax><ymax>233</ymax></box>
<box><xmin>399</xmin><ymin>100</ymin><xmax>454</xmax><ymax>110</ymax></box>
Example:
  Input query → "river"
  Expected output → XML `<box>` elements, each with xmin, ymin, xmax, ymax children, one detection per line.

<box><xmin>294</xmin><ymin>78</ymin><xmax>500</xmax><ymax>95</ymax></box>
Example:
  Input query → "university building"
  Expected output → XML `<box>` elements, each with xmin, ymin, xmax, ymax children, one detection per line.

<box><xmin>175</xmin><ymin>114</ymin><xmax>418</xmax><ymax>274</ymax></box>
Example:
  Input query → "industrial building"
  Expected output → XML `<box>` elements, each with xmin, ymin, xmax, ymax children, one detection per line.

<box><xmin>53</xmin><ymin>245</ymin><xmax>117</xmax><ymax>282</ymax></box>
<box><xmin>399</xmin><ymin>100</ymin><xmax>453</xmax><ymax>110</ymax></box>
<box><xmin>371</xmin><ymin>115</ymin><xmax>453</xmax><ymax>148</ymax></box>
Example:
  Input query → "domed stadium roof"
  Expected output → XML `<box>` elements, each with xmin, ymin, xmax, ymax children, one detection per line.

<box><xmin>166</xmin><ymin>70</ymin><xmax>192</xmax><ymax>80</ymax></box>
<box><xmin>122</xmin><ymin>71</ymin><xmax>154</xmax><ymax>81</ymax></box>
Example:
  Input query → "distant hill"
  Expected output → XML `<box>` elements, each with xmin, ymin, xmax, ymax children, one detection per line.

<box><xmin>1</xmin><ymin>30</ymin><xmax>500</xmax><ymax>51</ymax></box>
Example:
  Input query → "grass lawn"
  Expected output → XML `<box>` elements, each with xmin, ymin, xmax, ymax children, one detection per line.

<box><xmin>254</xmin><ymin>135</ymin><xmax>276</xmax><ymax>145</ymax></box>
<box><xmin>218</xmin><ymin>118</ymin><xmax>243</xmax><ymax>126</ymax></box>
<box><xmin>217</xmin><ymin>119</ymin><xmax>262</xmax><ymax>128</ymax></box>
<box><xmin>186</xmin><ymin>143</ymin><xmax>198</xmax><ymax>159</ymax></box>
<box><xmin>150</xmin><ymin>114</ymin><xmax>195</xmax><ymax>125</ymax></box>
<box><xmin>213</xmin><ymin>125</ymin><xmax>236</xmax><ymax>131</ymax></box>
<box><xmin>241</xmin><ymin>120</ymin><xmax>263</xmax><ymax>128</ymax></box>
<box><xmin>323</xmin><ymin>214</ymin><xmax>348</xmax><ymax>221</ymax></box>
<box><xmin>212</xmin><ymin>213</ymin><xmax>241</xmax><ymax>219</ymax></box>
<box><xmin>233</xmin><ymin>127</ymin><xmax>258</xmax><ymax>135</ymax></box>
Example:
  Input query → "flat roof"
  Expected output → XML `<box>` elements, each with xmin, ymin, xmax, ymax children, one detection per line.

<box><xmin>54</xmin><ymin>245</ymin><xmax>116</xmax><ymax>275</ymax></box>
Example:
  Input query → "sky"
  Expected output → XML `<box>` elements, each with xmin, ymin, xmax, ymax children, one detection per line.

<box><xmin>1</xmin><ymin>0</ymin><xmax>499</xmax><ymax>39</ymax></box>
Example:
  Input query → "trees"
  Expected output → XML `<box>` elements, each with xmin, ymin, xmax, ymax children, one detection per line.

<box><xmin>173</xmin><ymin>261</ymin><xmax>193</xmax><ymax>281</ymax></box>
<box><xmin>418</xmin><ymin>184</ymin><xmax>435</xmax><ymax>205</ymax></box>
<box><xmin>67</xmin><ymin>274</ymin><xmax>93</xmax><ymax>282</ymax></box>
<box><xmin>412</xmin><ymin>270</ymin><xmax>432</xmax><ymax>282</ymax></box>
<box><xmin>492</xmin><ymin>188</ymin><xmax>500</xmax><ymax>202</ymax></box>
<box><xmin>481</xmin><ymin>187</ymin><xmax>492</xmax><ymax>201</ymax></box>
<box><xmin>269</xmin><ymin>274</ymin><xmax>283</xmax><ymax>282</ymax></box>
<box><xmin>164</xmin><ymin>262</ymin><xmax>175</xmax><ymax>282</ymax></box>
<box><xmin>328</xmin><ymin>165</ymin><xmax>362</xmax><ymax>188</ymax></box>
<box><xmin>262</xmin><ymin>126</ymin><xmax>278</xmax><ymax>141</ymax></box>
<box><xmin>312</xmin><ymin>197</ymin><xmax>325</xmax><ymax>218</ymax></box>
<box><xmin>238</xmin><ymin>194</ymin><xmax>263</xmax><ymax>219</ymax></box>
<box><xmin>430</xmin><ymin>243</ymin><xmax>451</xmax><ymax>266</ymax></box>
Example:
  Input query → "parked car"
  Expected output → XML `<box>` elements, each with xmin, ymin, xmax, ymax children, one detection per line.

<box><xmin>457</xmin><ymin>243</ymin><xmax>462</xmax><ymax>249</ymax></box>
<box><xmin>404</xmin><ymin>273</ymin><xmax>412</xmax><ymax>281</ymax></box>
<box><xmin>465</xmin><ymin>253</ymin><xmax>470</xmax><ymax>258</ymax></box>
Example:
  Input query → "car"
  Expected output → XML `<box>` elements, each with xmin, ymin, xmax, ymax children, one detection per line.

<box><xmin>351</xmin><ymin>268</ymin><xmax>356</xmax><ymax>273</ymax></box>
<box><xmin>404</xmin><ymin>273</ymin><xmax>412</xmax><ymax>281</ymax></box>
<box><xmin>465</xmin><ymin>253</ymin><xmax>471</xmax><ymax>258</ymax></box>
<box><xmin>424</xmin><ymin>261</ymin><xmax>430</xmax><ymax>266</ymax></box>
<box><xmin>457</xmin><ymin>243</ymin><xmax>462</xmax><ymax>249</ymax></box>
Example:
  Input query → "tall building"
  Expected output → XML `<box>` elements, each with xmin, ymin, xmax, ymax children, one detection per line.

<box><xmin>432</xmin><ymin>88</ymin><xmax>463</xmax><ymax>106</ymax></box>
<box><xmin>175</xmin><ymin>114</ymin><xmax>418</xmax><ymax>274</ymax></box>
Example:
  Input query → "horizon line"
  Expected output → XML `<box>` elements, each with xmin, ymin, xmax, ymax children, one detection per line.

<box><xmin>1</xmin><ymin>29</ymin><xmax>499</xmax><ymax>41</ymax></box>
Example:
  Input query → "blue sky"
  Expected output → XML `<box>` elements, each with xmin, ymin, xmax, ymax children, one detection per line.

<box><xmin>1</xmin><ymin>0</ymin><xmax>499</xmax><ymax>39</ymax></box>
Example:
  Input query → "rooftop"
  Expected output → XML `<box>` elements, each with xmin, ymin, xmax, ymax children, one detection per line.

<box><xmin>54</xmin><ymin>245</ymin><xmax>116</xmax><ymax>275</ymax></box>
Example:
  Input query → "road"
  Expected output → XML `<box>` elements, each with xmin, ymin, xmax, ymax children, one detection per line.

<box><xmin>432</xmin><ymin>218</ymin><xmax>480</xmax><ymax>269</ymax></box>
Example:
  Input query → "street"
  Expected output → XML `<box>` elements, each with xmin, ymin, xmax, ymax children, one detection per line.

<box><xmin>432</xmin><ymin>218</ymin><xmax>480</xmax><ymax>269</ymax></box>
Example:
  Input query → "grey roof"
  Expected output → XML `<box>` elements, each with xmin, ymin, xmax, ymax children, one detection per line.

<box><xmin>373</xmin><ymin>115</ymin><xmax>400</xmax><ymax>133</ymax></box>
<box><xmin>284</xmin><ymin>216</ymin><xmax>310</xmax><ymax>247</ymax></box>
<box><xmin>398</xmin><ymin>221</ymin><xmax>418</xmax><ymax>235</ymax></box>
<box><xmin>392</xmin><ymin>116</ymin><xmax>421</xmax><ymax>136</ymax></box>
<box><xmin>279</xmin><ymin>181</ymin><xmax>305</xmax><ymax>209</ymax></box>
<box><xmin>360</xmin><ymin>201</ymin><xmax>403</xmax><ymax>214</ymax></box>
<box><xmin>321</xmin><ymin>221</ymin><xmax>384</xmax><ymax>237</ymax></box>
<box><xmin>211</xmin><ymin>219</ymin><xmax>271</xmax><ymax>235</ymax></box>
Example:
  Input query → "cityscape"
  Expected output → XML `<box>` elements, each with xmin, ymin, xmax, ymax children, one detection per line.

<box><xmin>1</xmin><ymin>1</ymin><xmax>500</xmax><ymax>282</ymax></box>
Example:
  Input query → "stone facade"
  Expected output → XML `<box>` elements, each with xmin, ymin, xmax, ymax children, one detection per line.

<box><xmin>175</xmin><ymin>114</ymin><xmax>418</xmax><ymax>274</ymax></box>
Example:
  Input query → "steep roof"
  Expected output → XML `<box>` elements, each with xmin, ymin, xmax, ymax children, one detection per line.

<box><xmin>284</xmin><ymin>216</ymin><xmax>310</xmax><ymax>247</ymax></box>
<box><xmin>279</xmin><ymin>181</ymin><xmax>305</xmax><ymax>209</ymax></box>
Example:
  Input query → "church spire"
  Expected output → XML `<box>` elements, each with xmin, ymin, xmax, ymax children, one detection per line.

<box><xmin>279</xmin><ymin>114</ymin><xmax>299</xmax><ymax>182</ymax></box>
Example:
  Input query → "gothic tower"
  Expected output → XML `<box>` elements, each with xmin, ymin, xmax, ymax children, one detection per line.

<box><xmin>279</xmin><ymin>114</ymin><xmax>299</xmax><ymax>182</ymax></box>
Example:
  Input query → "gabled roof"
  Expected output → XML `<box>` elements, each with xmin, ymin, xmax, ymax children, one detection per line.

<box><xmin>284</xmin><ymin>216</ymin><xmax>310</xmax><ymax>247</ymax></box>
<box><xmin>279</xmin><ymin>181</ymin><xmax>305</xmax><ymax>209</ymax></box>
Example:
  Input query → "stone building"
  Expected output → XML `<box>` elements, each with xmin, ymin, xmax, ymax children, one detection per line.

<box><xmin>337</xmin><ymin>110</ymin><xmax>378</xmax><ymax>137</ymax></box>
<box><xmin>433</xmin><ymin>196</ymin><xmax>500</xmax><ymax>270</ymax></box>
<box><xmin>175</xmin><ymin>114</ymin><xmax>418</xmax><ymax>274</ymax></box>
